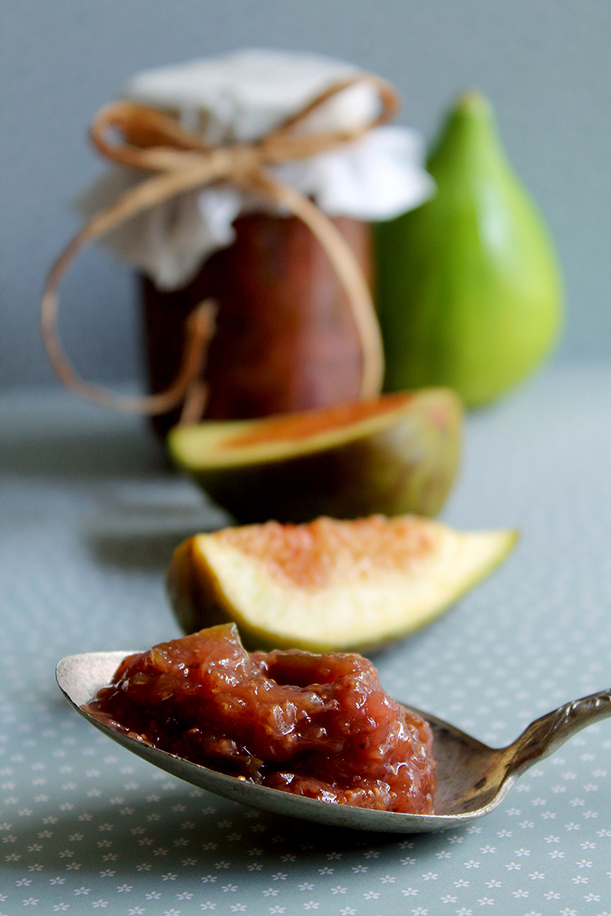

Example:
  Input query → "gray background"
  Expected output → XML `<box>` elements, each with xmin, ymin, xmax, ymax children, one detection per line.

<box><xmin>1</xmin><ymin>0</ymin><xmax>610</xmax><ymax>390</ymax></box>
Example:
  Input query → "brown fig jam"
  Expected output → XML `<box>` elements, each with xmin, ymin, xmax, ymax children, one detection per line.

<box><xmin>84</xmin><ymin>625</ymin><xmax>435</xmax><ymax>813</ymax></box>
<box><xmin>141</xmin><ymin>213</ymin><xmax>371</xmax><ymax>436</ymax></box>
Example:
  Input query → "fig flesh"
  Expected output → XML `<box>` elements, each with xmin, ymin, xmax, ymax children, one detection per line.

<box><xmin>167</xmin><ymin>389</ymin><xmax>462</xmax><ymax>524</ymax></box>
<box><xmin>167</xmin><ymin>515</ymin><xmax>517</xmax><ymax>653</ymax></box>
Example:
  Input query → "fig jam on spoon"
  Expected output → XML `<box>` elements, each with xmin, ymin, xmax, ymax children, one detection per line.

<box><xmin>56</xmin><ymin>627</ymin><xmax>611</xmax><ymax>833</ymax></box>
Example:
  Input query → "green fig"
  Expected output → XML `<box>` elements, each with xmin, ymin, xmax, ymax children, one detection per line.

<box><xmin>376</xmin><ymin>91</ymin><xmax>563</xmax><ymax>407</ymax></box>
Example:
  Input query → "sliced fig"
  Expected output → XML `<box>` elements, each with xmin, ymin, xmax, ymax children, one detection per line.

<box><xmin>167</xmin><ymin>515</ymin><xmax>517</xmax><ymax>653</ymax></box>
<box><xmin>167</xmin><ymin>389</ymin><xmax>462</xmax><ymax>523</ymax></box>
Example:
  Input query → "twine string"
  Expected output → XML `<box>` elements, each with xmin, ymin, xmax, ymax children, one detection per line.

<box><xmin>41</xmin><ymin>73</ymin><xmax>400</xmax><ymax>416</ymax></box>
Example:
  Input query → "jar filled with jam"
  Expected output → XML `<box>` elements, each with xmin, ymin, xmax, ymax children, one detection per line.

<box><xmin>46</xmin><ymin>51</ymin><xmax>432</xmax><ymax>430</ymax></box>
<box><xmin>141</xmin><ymin>212</ymin><xmax>372</xmax><ymax>435</ymax></box>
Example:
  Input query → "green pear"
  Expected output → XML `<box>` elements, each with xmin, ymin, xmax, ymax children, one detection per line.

<box><xmin>376</xmin><ymin>91</ymin><xmax>563</xmax><ymax>407</ymax></box>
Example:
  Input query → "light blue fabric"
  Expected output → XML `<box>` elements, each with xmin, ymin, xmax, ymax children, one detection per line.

<box><xmin>1</xmin><ymin>364</ymin><xmax>610</xmax><ymax>913</ymax></box>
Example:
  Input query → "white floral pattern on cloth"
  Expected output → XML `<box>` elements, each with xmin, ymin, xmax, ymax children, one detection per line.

<box><xmin>1</xmin><ymin>365</ymin><xmax>611</xmax><ymax>914</ymax></box>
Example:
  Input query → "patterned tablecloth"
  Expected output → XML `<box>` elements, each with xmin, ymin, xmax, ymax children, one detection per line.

<box><xmin>1</xmin><ymin>363</ymin><xmax>610</xmax><ymax>916</ymax></box>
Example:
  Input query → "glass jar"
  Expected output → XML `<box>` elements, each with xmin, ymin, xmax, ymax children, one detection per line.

<box><xmin>141</xmin><ymin>212</ymin><xmax>372</xmax><ymax>436</ymax></box>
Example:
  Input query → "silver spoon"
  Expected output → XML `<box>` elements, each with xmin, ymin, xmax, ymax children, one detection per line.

<box><xmin>56</xmin><ymin>651</ymin><xmax>611</xmax><ymax>834</ymax></box>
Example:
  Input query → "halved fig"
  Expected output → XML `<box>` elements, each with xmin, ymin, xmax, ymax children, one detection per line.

<box><xmin>167</xmin><ymin>515</ymin><xmax>517</xmax><ymax>653</ymax></box>
<box><xmin>167</xmin><ymin>389</ymin><xmax>462</xmax><ymax>523</ymax></box>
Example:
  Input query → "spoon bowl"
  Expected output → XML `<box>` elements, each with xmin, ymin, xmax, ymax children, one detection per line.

<box><xmin>56</xmin><ymin>651</ymin><xmax>611</xmax><ymax>833</ymax></box>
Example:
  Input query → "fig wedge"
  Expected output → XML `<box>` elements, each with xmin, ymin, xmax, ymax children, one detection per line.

<box><xmin>167</xmin><ymin>390</ymin><xmax>461</xmax><ymax>523</ymax></box>
<box><xmin>167</xmin><ymin>515</ymin><xmax>517</xmax><ymax>653</ymax></box>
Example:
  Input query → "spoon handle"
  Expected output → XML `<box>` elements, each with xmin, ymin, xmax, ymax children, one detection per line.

<box><xmin>507</xmin><ymin>688</ymin><xmax>611</xmax><ymax>775</ymax></box>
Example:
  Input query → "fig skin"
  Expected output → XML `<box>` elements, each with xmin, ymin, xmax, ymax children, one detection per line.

<box><xmin>167</xmin><ymin>537</ymin><xmax>234</xmax><ymax>640</ymax></box>
<box><xmin>167</xmin><ymin>388</ymin><xmax>462</xmax><ymax>524</ymax></box>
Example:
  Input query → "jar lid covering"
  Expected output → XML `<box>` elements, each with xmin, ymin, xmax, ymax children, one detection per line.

<box><xmin>77</xmin><ymin>50</ymin><xmax>433</xmax><ymax>289</ymax></box>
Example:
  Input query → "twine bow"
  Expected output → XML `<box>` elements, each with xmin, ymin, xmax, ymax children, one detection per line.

<box><xmin>41</xmin><ymin>74</ymin><xmax>400</xmax><ymax>417</ymax></box>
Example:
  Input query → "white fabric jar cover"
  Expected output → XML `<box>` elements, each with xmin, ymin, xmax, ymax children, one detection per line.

<box><xmin>78</xmin><ymin>49</ymin><xmax>434</xmax><ymax>290</ymax></box>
